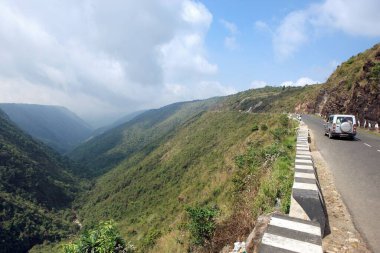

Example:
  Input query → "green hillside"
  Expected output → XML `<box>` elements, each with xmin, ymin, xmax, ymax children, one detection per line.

<box><xmin>69</xmin><ymin>99</ymin><xmax>219</xmax><ymax>178</ymax></box>
<box><xmin>0</xmin><ymin>104</ymin><xmax>93</xmax><ymax>153</ymax></box>
<box><xmin>0</xmin><ymin>109</ymin><xmax>82</xmax><ymax>252</ymax></box>
<box><xmin>220</xmin><ymin>85</ymin><xmax>322</xmax><ymax>113</ymax></box>
<box><xmin>91</xmin><ymin>110</ymin><xmax>145</xmax><ymax>137</ymax></box>
<box><xmin>59</xmin><ymin>86</ymin><xmax>309</xmax><ymax>252</ymax></box>
<box><xmin>74</xmin><ymin>111</ymin><xmax>296</xmax><ymax>252</ymax></box>
<box><xmin>69</xmin><ymin>86</ymin><xmax>322</xmax><ymax>179</ymax></box>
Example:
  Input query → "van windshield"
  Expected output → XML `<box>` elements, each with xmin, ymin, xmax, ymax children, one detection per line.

<box><xmin>336</xmin><ymin>116</ymin><xmax>353</xmax><ymax>124</ymax></box>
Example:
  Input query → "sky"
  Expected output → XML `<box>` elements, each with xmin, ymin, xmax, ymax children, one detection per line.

<box><xmin>0</xmin><ymin>0</ymin><xmax>379</xmax><ymax>127</ymax></box>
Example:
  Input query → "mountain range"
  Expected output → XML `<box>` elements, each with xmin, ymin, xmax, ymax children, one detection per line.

<box><xmin>0</xmin><ymin>104</ymin><xmax>93</xmax><ymax>153</ymax></box>
<box><xmin>0</xmin><ymin>43</ymin><xmax>378</xmax><ymax>253</ymax></box>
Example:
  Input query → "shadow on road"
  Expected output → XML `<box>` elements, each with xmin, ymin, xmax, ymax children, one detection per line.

<box><xmin>329</xmin><ymin>137</ymin><xmax>360</xmax><ymax>142</ymax></box>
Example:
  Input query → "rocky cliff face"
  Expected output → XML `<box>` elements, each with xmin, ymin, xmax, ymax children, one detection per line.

<box><xmin>298</xmin><ymin>43</ymin><xmax>380</xmax><ymax>124</ymax></box>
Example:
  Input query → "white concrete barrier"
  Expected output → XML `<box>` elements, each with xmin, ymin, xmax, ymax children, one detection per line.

<box><xmin>290</xmin><ymin>126</ymin><xmax>327</xmax><ymax>236</ymax></box>
<box><xmin>257</xmin><ymin>121</ymin><xmax>328</xmax><ymax>253</ymax></box>
<box><xmin>258</xmin><ymin>214</ymin><xmax>323</xmax><ymax>253</ymax></box>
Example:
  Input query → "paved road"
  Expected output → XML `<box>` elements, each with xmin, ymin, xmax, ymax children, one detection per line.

<box><xmin>302</xmin><ymin>115</ymin><xmax>380</xmax><ymax>252</ymax></box>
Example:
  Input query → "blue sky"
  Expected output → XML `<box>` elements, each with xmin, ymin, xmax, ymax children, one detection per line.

<box><xmin>0</xmin><ymin>0</ymin><xmax>379</xmax><ymax>126</ymax></box>
<box><xmin>202</xmin><ymin>0</ymin><xmax>380</xmax><ymax>89</ymax></box>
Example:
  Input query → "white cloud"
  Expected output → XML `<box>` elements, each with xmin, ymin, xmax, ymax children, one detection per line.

<box><xmin>220</xmin><ymin>19</ymin><xmax>238</xmax><ymax>34</ymax></box>
<box><xmin>160</xmin><ymin>33</ymin><xmax>218</xmax><ymax>82</ymax></box>
<box><xmin>250</xmin><ymin>80</ymin><xmax>269</xmax><ymax>89</ymax></box>
<box><xmin>316</xmin><ymin>0</ymin><xmax>380</xmax><ymax>37</ymax></box>
<box><xmin>273</xmin><ymin>11</ymin><xmax>309</xmax><ymax>60</ymax></box>
<box><xmin>220</xmin><ymin>19</ymin><xmax>239</xmax><ymax>50</ymax></box>
<box><xmin>165</xmin><ymin>81</ymin><xmax>236</xmax><ymax>101</ymax></box>
<box><xmin>280</xmin><ymin>77</ymin><xmax>319</xmax><ymax>87</ymax></box>
<box><xmin>159</xmin><ymin>4</ymin><xmax>218</xmax><ymax>84</ymax></box>
<box><xmin>254</xmin><ymin>20</ymin><xmax>272</xmax><ymax>33</ymax></box>
<box><xmin>251</xmin><ymin>78</ymin><xmax>318</xmax><ymax>89</ymax></box>
<box><xmin>0</xmin><ymin>0</ymin><xmax>230</xmax><ymax>127</ymax></box>
<box><xmin>0</xmin><ymin>76</ymin><xmax>123</xmax><ymax>124</ymax></box>
<box><xmin>182</xmin><ymin>0</ymin><xmax>212</xmax><ymax>27</ymax></box>
<box><xmin>272</xmin><ymin>0</ymin><xmax>380</xmax><ymax>60</ymax></box>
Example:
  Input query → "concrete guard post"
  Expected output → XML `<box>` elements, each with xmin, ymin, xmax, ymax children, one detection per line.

<box><xmin>256</xmin><ymin>120</ymin><xmax>327</xmax><ymax>253</ymax></box>
<box><xmin>258</xmin><ymin>214</ymin><xmax>323</xmax><ymax>253</ymax></box>
<box><xmin>289</xmin><ymin>124</ymin><xmax>328</xmax><ymax>236</ymax></box>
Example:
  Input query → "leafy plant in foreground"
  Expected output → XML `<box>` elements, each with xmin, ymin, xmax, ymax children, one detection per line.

<box><xmin>63</xmin><ymin>220</ymin><xmax>135</xmax><ymax>253</ymax></box>
<box><xmin>185</xmin><ymin>206</ymin><xmax>219</xmax><ymax>246</ymax></box>
<box><xmin>251</xmin><ymin>124</ymin><xmax>259</xmax><ymax>132</ymax></box>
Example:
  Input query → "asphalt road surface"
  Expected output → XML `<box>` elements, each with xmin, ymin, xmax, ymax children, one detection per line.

<box><xmin>302</xmin><ymin>115</ymin><xmax>380</xmax><ymax>252</ymax></box>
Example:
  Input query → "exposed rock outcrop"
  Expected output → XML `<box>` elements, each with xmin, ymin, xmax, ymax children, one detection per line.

<box><xmin>297</xmin><ymin>43</ymin><xmax>380</xmax><ymax>123</ymax></box>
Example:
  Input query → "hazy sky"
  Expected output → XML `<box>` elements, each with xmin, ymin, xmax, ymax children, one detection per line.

<box><xmin>1</xmin><ymin>0</ymin><xmax>379</xmax><ymax>127</ymax></box>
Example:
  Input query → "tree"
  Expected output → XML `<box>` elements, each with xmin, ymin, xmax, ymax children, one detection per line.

<box><xmin>63</xmin><ymin>220</ymin><xmax>135</xmax><ymax>253</ymax></box>
<box><xmin>185</xmin><ymin>206</ymin><xmax>219</xmax><ymax>246</ymax></box>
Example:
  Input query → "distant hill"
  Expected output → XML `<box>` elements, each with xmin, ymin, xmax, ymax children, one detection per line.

<box><xmin>91</xmin><ymin>110</ymin><xmax>145</xmax><ymax>137</ymax></box>
<box><xmin>0</xmin><ymin>109</ymin><xmax>81</xmax><ymax>252</ymax></box>
<box><xmin>68</xmin><ymin>100</ymin><xmax>219</xmax><ymax>178</ymax></box>
<box><xmin>69</xmin><ymin>86</ymin><xmax>324</xmax><ymax>179</ymax></box>
<box><xmin>0</xmin><ymin>104</ymin><xmax>93</xmax><ymax>153</ymax></box>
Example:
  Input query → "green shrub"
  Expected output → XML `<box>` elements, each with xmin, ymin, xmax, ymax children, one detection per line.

<box><xmin>270</xmin><ymin>128</ymin><xmax>284</xmax><ymax>141</ymax></box>
<box><xmin>251</xmin><ymin>155</ymin><xmax>293</xmax><ymax>217</ymax></box>
<box><xmin>260</xmin><ymin>124</ymin><xmax>268</xmax><ymax>131</ymax></box>
<box><xmin>63</xmin><ymin>220</ymin><xmax>135</xmax><ymax>253</ymax></box>
<box><xmin>142</xmin><ymin>229</ymin><xmax>162</xmax><ymax>249</ymax></box>
<box><xmin>279</xmin><ymin>114</ymin><xmax>289</xmax><ymax>128</ymax></box>
<box><xmin>346</xmin><ymin>56</ymin><xmax>355</xmax><ymax>65</ymax></box>
<box><xmin>370</xmin><ymin>63</ymin><xmax>380</xmax><ymax>79</ymax></box>
<box><xmin>251</xmin><ymin>124</ymin><xmax>259</xmax><ymax>132</ymax></box>
<box><xmin>185</xmin><ymin>206</ymin><xmax>219</xmax><ymax>245</ymax></box>
<box><xmin>234</xmin><ymin>155</ymin><xmax>245</xmax><ymax>169</ymax></box>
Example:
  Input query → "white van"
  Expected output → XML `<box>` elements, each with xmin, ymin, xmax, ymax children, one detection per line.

<box><xmin>324</xmin><ymin>114</ymin><xmax>357</xmax><ymax>139</ymax></box>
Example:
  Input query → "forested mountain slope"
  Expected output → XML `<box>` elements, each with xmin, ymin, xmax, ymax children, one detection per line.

<box><xmin>0</xmin><ymin>104</ymin><xmax>93</xmax><ymax>153</ymax></box>
<box><xmin>69</xmin><ymin>99</ymin><xmax>220</xmax><ymax>178</ymax></box>
<box><xmin>91</xmin><ymin>110</ymin><xmax>145</xmax><ymax>137</ymax></box>
<box><xmin>0</xmin><ymin>109</ymin><xmax>81</xmax><ymax>252</ymax></box>
<box><xmin>69</xmin><ymin>86</ymin><xmax>323</xmax><ymax>179</ymax></box>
